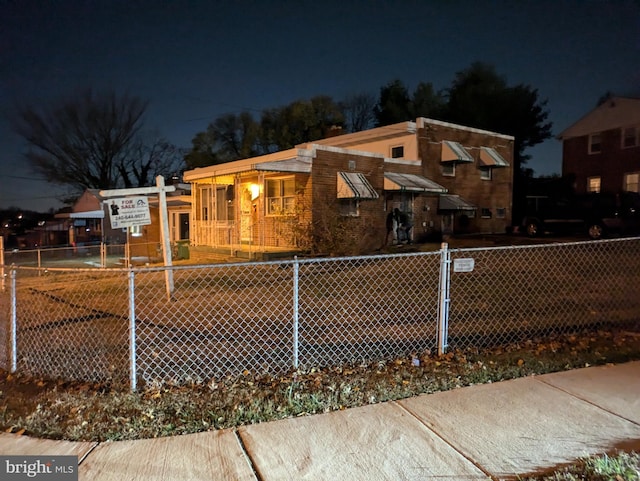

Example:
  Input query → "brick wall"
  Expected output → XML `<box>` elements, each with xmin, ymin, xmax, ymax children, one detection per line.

<box><xmin>418</xmin><ymin>123</ymin><xmax>514</xmax><ymax>234</ymax></box>
<box><xmin>562</xmin><ymin>129</ymin><xmax>640</xmax><ymax>194</ymax></box>
<box><xmin>311</xmin><ymin>148</ymin><xmax>386</xmax><ymax>254</ymax></box>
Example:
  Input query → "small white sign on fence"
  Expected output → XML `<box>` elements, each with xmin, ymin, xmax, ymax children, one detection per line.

<box><xmin>453</xmin><ymin>258</ymin><xmax>475</xmax><ymax>273</ymax></box>
<box><xmin>107</xmin><ymin>196</ymin><xmax>151</xmax><ymax>229</ymax></box>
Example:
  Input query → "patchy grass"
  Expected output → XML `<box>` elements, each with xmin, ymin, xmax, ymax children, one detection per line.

<box><xmin>521</xmin><ymin>451</ymin><xmax>640</xmax><ymax>480</ymax></box>
<box><xmin>0</xmin><ymin>328</ymin><xmax>639</xmax><ymax>443</ymax></box>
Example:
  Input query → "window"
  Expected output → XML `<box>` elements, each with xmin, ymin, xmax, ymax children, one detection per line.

<box><xmin>481</xmin><ymin>208</ymin><xmax>492</xmax><ymax>219</ymax></box>
<box><xmin>622</xmin><ymin>127</ymin><xmax>639</xmax><ymax>148</ymax></box>
<box><xmin>197</xmin><ymin>186</ymin><xmax>212</xmax><ymax>220</ymax></box>
<box><xmin>480</xmin><ymin>167</ymin><xmax>492</xmax><ymax>180</ymax></box>
<box><xmin>216</xmin><ymin>186</ymin><xmax>234</xmax><ymax>221</ymax></box>
<box><xmin>339</xmin><ymin>199</ymin><xmax>359</xmax><ymax>216</ymax></box>
<box><xmin>496</xmin><ymin>208</ymin><xmax>506</xmax><ymax>219</ymax></box>
<box><xmin>589</xmin><ymin>133</ymin><xmax>602</xmax><ymax>154</ymax></box>
<box><xmin>587</xmin><ymin>176</ymin><xmax>601</xmax><ymax>193</ymax></box>
<box><xmin>267</xmin><ymin>177</ymin><xmax>296</xmax><ymax>215</ymax></box>
<box><xmin>624</xmin><ymin>172</ymin><xmax>640</xmax><ymax>193</ymax></box>
<box><xmin>129</xmin><ymin>225</ymin><xmax>143</xmax><ymax>237</ymax></box>
<box><xmin>390</xmin><ymin>145</ymin><xmax>404</xmax><ymax>158</ymax></box>
<box><xmin>441</xmin><ymin>163</ymin><xmax>455</xmax><ymax>177</ymax></box>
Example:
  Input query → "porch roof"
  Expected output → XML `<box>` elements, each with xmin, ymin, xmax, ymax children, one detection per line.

<box><xmin>441</xmin><ymin>141</ymin><xmax>474</xmax><ymax>163</ymax></box>
<box><xmin>254</xmin><ymin>157</ymin><xmax>312</xmax><ymax>173</ymax></box>
<box><xmin>438</xmin><ymin>194</ymin><xmax>476</xmax><ymax>212</ymax></box>
<box><xmin>337</xmin><ymin>172</ymin><xmax>379</xmax><ymax>199</ymax></box>
<box><xmin>384</xmin><ymin>172</ymin><xmax>447</xmax><ymax>193</ymax></box>
<box><xmin>479</xmin><ymin>147</ymin><xmax>509</xmax><ymax>167</ymax></box>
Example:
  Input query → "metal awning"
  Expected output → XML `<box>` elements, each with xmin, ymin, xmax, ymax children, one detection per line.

<box><xmin>438</xmin><ymin>194</ymin><xmax>476</xmax><ymax>212</ymax></box>
<box><xmin>441</xmin><ymin>141</ymin><xmax>474</xmax><ymax>163</ymax></box>
<box><xmin>384</xmin><ymin>172</ymin><xmax>448</xmax><ymax>193</ymax></box>
<box><xmin>479</xmin><ymin>147</ymin><xmax>509</xmax><ymax>167</ymax></box>
<box><xmin>255</xmin><ymin>157</ymin><xmax>312</xmax><ymax>173</ymax></box>
<box><xmin>337</xmin><ymin>172</ymin><xmax>379</xmax><ymax>199</ymax></box>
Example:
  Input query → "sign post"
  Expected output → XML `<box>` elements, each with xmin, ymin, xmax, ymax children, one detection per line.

<box><xmin>100</xmin><ymin>176</ymin><xmax>176</xmax><ymax>300</ymax></box>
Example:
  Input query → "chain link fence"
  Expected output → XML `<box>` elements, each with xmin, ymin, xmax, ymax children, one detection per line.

<box><xmin>1</xmin><ymin>237</ymin><xmax>639</xmax><ymax>389</ymax></box>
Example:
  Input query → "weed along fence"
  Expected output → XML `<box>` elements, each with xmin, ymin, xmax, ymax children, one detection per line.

<box><xmin>1</xmin><ymin>237</ymin><xmax>640</xmax><ymax>390</ymax></box>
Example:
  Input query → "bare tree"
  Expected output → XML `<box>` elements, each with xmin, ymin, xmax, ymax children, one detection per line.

<box><xmin>340</xmin><ymin>92</ymin><xmax>377</xmax><ymax>132</ymax></box>
<box><xmin>13</xmin><ymin>89</ymin><xmax>149</xmax><ymax>193</ymax></box>
<box><xmin>116</xmin><ymin>132</ymin><xmax>185</xmax><ymax>188</ymax></box>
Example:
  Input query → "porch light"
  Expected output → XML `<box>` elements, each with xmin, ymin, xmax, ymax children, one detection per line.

<box><xmin>249</xmin><ymin>183</ymin><xmax>261</xmax><ymax>201</ymax></box>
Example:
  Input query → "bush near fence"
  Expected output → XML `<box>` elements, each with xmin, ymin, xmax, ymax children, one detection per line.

<box><xmin>1</xmin><ymin>237</ymin><xmax>639</xmax><ymax>390</ymax></box>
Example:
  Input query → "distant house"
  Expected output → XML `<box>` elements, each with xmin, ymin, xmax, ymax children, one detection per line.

<box><xmin>559</xmin><ymin>96</ymin><xmax>640</xmax><ymax>195</ymax></box>
<box><xmin>54</xmin><ymin>184</ymin><xmax>191</xmax><ymax>259</ymax></box>
<box><xmin>183</xmin><ymin>118</ymin><xmax>514</xmax><ymax>258</ymax></box>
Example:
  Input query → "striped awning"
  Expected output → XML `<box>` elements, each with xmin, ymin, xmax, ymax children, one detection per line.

<box><xmin>337</xmin><ymin>172</ymin><xmax>379</xmax><ymax>199</ymax></box>
<box><xmin>438</xmin><ymin>194</ymin><xmax>476</xmax><ymax>212</ymax></box>
<box><xmin>384</xmin><ymin>173</ymin><xmax>447</xmax><ymax>193</ymax></box>
<box><xmin>479</xmin><ymin>147</ymin><xmax>510</xmax><ymax>167</ymax></box>
<box><xmin>441</xmin><ymin>141</ymin><xmax>474</xmax><ymax>163</ymax></box>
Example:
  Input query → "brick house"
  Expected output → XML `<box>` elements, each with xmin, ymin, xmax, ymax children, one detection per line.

<box><xmin>55</xmin><ymin>185</ymin><xmax>191</xmax><ymax>260</ymax></box>
<box><xmin>183</xmin><ymin>118</ymin><xmax>514</xmax><ymax>258</ymax></box>
<box><xmin>559</xmin><ymin>96</ymin><xmax>640</xmax><ymax>195</ymax></box>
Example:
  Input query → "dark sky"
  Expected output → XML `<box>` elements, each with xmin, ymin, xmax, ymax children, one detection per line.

<box><xmin>1</xmin><ymin>0</ymin><xmax>639</xmax><ymax>212</ymax></box>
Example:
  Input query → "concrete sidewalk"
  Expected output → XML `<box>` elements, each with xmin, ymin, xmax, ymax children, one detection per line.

<box><xmin>1</xmin><ymin>362</ymin><xmax>639</xmax><ymax>480</ymax></box>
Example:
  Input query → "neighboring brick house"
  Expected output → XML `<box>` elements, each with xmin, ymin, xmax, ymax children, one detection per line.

<box><xmin>559</xmin><ymin>96</ymin><xmax>640</xmax><ymax>195</ymax></box>
<box><xmin>183</xmin><ymin>118</ymin><xmax>514</xmax><ymax>258</ymax></box>
<box><xmin>55</xmin><ymin>185</ymin><xmax>191</xmax><ymax>260</ymax></box>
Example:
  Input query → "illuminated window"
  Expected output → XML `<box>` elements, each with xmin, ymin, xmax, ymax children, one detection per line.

<box><xmin>589</xmin><ymin>133</ymin><xmax>602</xmax><ymax>154</ymax></box>
<box><xmin>267</xmin><ymin>177</ymin><xmax>296</xmax><ymax>215</ymax></box>
<box><xmin>587</xmin><ymin>176</ymin><xmax>601</xmax><ymax>193</ymax></box>
<box><xmin>624</xmin><ymin>172</ymin><xmax>639</xmax><ymax>193</ymax></box>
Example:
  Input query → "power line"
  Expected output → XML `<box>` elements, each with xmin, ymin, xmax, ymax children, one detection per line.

<box><xmin>2</xmin><ymin>174</ymin><xmax>50</xmax><ymax>181</ymax></box>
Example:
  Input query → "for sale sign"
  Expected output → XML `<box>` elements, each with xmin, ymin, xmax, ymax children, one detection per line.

<box><xmin>107</xmin><ymin>196</ymin><xmax>152</xmax><ymax>229</ymax></box>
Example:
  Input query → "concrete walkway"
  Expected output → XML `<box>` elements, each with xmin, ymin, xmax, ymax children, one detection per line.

<box><xmin>1</xmin><ymin>362</ymin><xmax>639</xmax><ymax>481</ymax></box>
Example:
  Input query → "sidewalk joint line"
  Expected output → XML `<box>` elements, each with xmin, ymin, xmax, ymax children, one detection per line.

<box><xmin>234</xmin><ymin>428</ymin><xmax>265</xmax><ymax>481</ymax></box>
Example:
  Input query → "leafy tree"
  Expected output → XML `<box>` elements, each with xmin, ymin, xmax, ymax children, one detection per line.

<box><xmin>442</xmin><ymin>62</ymin><xmax>553</xmax><ymax>223</ymax></box>
<box><xmin>13</xmin><ymin>89</ymin><xmax>181</xmax><ymax>195</ymax></box>
<box><xmin>187</xmin><ymin>96</ymin><xmax>345</xmax><ymax>166</ymax></box>
<box><xmin>260</xmin><ymin>96</ymin><xmax>344</xmax><ymax>151</ymax></box>
<box><xmin>184</xmin><ymin>131</ymin><xmax>220</xmax><ymax>170</ymax></box>
<box><xmin>374</xmin><ymin>80</ymin><xmax>447</xmax><ymax>125</ymax></box>
<box><xmin>410</xmin><ymin>81</ymin><xmax>446</xmax><ymax>119</ymax></box>
<box><xmin>442</xmin><ymin>62</ymin><xmax>552</xmax><ymax>169</ymax></box>
<box><xmin>374</xmin><ymin>80</ymin><xmax>412</xmax><ymax>126</ymax></box>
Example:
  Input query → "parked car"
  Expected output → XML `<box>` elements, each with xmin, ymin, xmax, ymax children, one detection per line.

<box><xmin>521</xmin><ymin>192</ymin><xmax>640</xmax><ymax>239</ymax></box>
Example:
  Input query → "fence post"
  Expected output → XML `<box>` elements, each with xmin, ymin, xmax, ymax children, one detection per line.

<box><xmin>10</xmin><ymin>268</ymin><xmax>17</xmax><ymax>373</ymax></box>
<box><xmin>292</xmin><ymin>256</ymin><xmax>300</xmax><ymax>369</ymax></box>
<box><xmin>128</xmin><ymin>268</ymin><xmax>137</xmax><ymax>391</ymax></box>
<box><xmin>100</xmin><ymin>242</ymin><xmax>106</xmax><ymax>268</ymax></box>
<box><xmin>437</xmin><ymin>242</ymin><xmax>451</xmax><ymax>355</ymax></box>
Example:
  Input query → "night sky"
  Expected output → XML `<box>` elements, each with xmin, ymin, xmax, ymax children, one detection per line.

<box><xmin>1</xmin><ymin>0</ymin><xmax>639</xmax><ymax>212</ymax></box>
